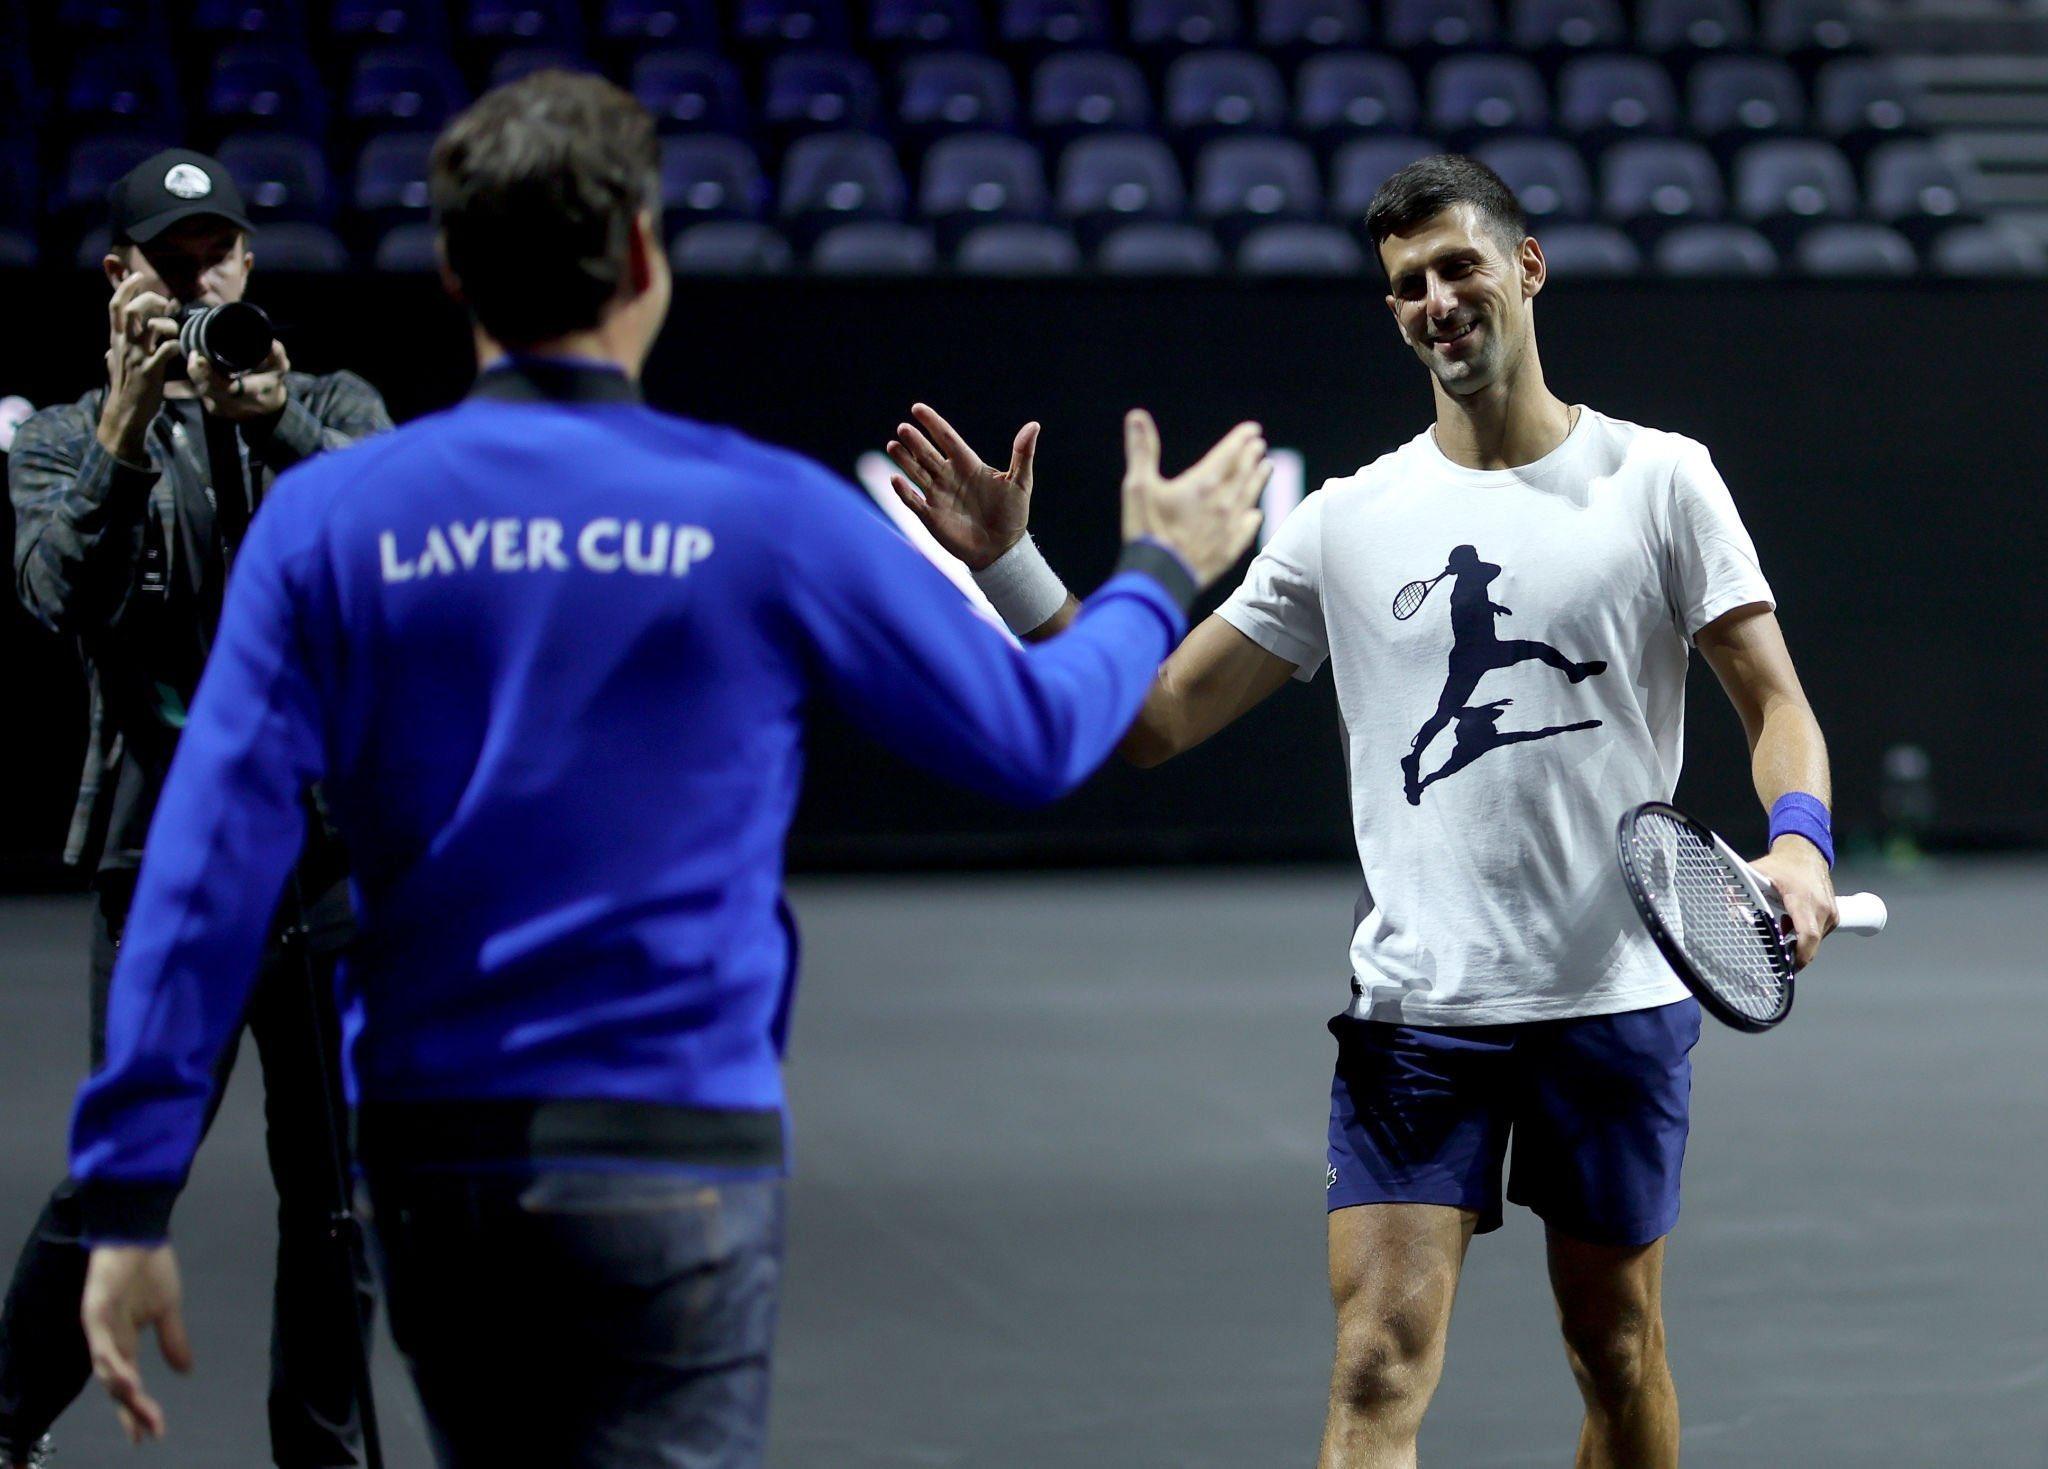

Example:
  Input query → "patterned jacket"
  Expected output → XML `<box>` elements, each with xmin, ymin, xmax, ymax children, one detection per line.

<box><xmin>10</xmin><ymin>369</ymin><xmax>391</xmax><ymax>872</ymax></box>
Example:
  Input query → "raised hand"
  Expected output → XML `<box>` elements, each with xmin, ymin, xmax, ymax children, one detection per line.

<box><xmin>886</xmin><ymin>403</ymin><xmax>1040</xmax><ymax>571</ymax></box>
<box><xmin>1119</xmin><ymin>410</ymin><xmax>1270</xmax><ymax>587</ymax></box>
<box><xmin>190</xmin><ymin>338</ymin><xmax>290</xmax><ymax>423</ymax></box>
<box><xmin>98</xmin><ymin>274</ymin><xmax>182</xmax><ymax>462</ymax></box>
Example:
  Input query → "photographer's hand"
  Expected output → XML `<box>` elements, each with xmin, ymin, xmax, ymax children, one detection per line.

<box><xmin>98</xmin><ymin>275</ymin><xmax>181</xmax><ymax>463</ymax></box>
<box><xmin>190</xmin><ymin>340</ymin><xmax>290</xmax><ymax>424</ymax></box>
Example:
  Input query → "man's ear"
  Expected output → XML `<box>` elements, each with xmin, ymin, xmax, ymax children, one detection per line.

<box><xmin>626</xmin><ymin>209</ymin><xmax>658</xmax><ymax>296</ymax></box>
<box><xmin>102</xmin><ymin>252</ymin><xmax>127</xmax><ymax>290</ymax></box>
<box><xmin>1521</xmin><ymin>235</ymin><xmax>1546</xmax><ymax>299</ymax></box>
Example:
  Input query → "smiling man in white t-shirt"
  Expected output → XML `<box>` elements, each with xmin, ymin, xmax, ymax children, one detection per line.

<box><xmin>882</xmin><ymin>155</ymin><xmax>1842</xmax><ymax>1468</ymax></box>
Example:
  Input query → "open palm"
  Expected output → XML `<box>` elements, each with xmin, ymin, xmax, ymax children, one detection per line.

<box><xmin>886</xmin><ymin>403</ymin><xmax>1039</xmax><ymax>571</ymax></box>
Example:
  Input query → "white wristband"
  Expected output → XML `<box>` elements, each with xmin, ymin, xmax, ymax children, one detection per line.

<box><xmin>970</xmin><ymin>534</ymin><xmax>1071</xmax><ymax>635</ymax></box>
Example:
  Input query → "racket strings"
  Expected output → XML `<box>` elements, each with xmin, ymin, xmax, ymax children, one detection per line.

<box><xmin>1630</xmin><ymin>816</ymin><xmax>1792</xmax><ymax>1022</ymax></box>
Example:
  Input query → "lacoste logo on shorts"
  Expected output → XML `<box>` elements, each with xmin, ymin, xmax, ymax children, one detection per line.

<box><xmin>1325</xmin><ymin>1164</ymin><xmax>1339</xmax><ymax>1191</ymax></box>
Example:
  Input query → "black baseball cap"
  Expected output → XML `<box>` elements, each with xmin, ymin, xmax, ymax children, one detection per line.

<box><xmin>108</xmin><ymin>149</ymin><xmax>254</xmax><ymax>245</ymax></box>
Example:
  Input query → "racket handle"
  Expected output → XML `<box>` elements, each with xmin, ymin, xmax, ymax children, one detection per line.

<box><xmin>1834</xmin><ymin>891</ymin><xmax>1888</xmax><ymax>935</ymax></box>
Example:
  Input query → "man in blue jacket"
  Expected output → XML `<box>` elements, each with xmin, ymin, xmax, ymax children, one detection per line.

<box><xmin>68</xmin><ymin>71</ymin><xmax>1269</xmax><ymax>1468</ymax></box>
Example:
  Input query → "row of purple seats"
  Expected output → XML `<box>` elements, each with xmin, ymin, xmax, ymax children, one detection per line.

<box><xmin>12</xmin><ymin>128</ymin><xmax>1974</xmax><ymax>246</ymax></box>
<box><xmin>20</xmin><ymin>214</ymin><xmax>2036</xmax><ymax>278</ymax></box>
<box><xmin>36</xmin><ymin>40</ymin><xmax>1920</xmax><ymax>155</ymax></box>
<box><xmin>15</xmin><ymin>0</ymin><xmax>1877</xmax><ymax>60</ymax></box>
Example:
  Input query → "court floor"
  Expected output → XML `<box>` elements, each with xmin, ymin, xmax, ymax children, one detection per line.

<box><xmin>2</xmin><ymin>858</ymin><xmax>2043</xmax><ymax>1467</ymax></box>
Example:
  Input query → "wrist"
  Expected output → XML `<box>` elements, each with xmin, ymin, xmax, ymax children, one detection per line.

<box><xmin>1768</xmin><ymin>791</ymin><xmax>1834</xmax><ymax>869</ymax></box>
<box><xmin>965</xmin><ymin>530</ymin><xmax>1025</xmax><ymax>574</ymax></box>
<box><xmin>970</xmin><ymin>533</ymin><xmax>1069</xmax><ymax>634</ymax></box>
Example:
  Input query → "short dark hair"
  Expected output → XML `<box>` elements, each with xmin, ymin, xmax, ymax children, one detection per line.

<box><xmin>1363</xmin><ymin>155</ymin><xmax>1527</xmax><ymax>271</ymax></box>
<box><xmin>430</xmin><ymin>71</ymin><xmax>660</xmax><ymax>347</ymax></box>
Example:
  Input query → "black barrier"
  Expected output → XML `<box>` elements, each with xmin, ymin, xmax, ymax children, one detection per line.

<box><xmin>3</xmin><ymin>273</ymin><xmax>2042</xmax><ymax>878</ymax></box>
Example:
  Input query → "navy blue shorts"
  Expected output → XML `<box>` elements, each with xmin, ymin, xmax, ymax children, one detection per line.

<box><xmin>1325</xmin><ymin>998</ymin><xmax>1703</xmax><ymax>1247</ymax></box>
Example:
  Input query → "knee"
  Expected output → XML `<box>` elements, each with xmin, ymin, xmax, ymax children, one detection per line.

<box><xmin>1561</xmin><ymin>1306</ymin><xmax>1666</xmax><ymax>1403</ymax></box>
<box><xmin>1330</xmin><ymin>1311</ymin><xmax>1440</xmax><ymax>1419</ymax></box>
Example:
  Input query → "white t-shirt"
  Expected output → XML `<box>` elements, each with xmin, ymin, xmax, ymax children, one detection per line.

<box><xmin>1218</xmin><ymin>407</ymin><xmax>1774</xmax><ymax>1025</ymax></box>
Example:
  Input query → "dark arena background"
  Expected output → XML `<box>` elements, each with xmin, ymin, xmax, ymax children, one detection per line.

<box><xmin>4</xmin><ymin>1</ymin><xmax>2048</xmax><ymax>1466</ymax></box>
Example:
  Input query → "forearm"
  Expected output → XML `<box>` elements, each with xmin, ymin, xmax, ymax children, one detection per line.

<box><xmin>1748</xmin><ymin>696</ymin><xmax>1832</xmax><ymax>859</ymax></box>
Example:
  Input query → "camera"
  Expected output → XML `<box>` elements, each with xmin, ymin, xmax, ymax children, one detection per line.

<box><xmin>176</xmin><ymin>300</ymin><xmax>275</xmax><ymax>376</ymax></box>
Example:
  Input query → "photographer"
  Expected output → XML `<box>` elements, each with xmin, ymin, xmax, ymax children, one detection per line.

<box><xmin>2</xmin><ymin>150</ymin><xmax>390</xmax><ymax>1469</ymax></box>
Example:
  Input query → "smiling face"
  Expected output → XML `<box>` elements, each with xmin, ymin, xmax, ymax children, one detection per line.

<box><xmin>1379</xmin><ymin>203</ymin><xmax>1545</xmax><ymax>398</ymax></box>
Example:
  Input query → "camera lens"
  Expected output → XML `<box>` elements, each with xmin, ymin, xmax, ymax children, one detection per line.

<box><xmin>177</xmin><ymin>301</ymin><xmax>275</xmax><ymax>376</ymax></box>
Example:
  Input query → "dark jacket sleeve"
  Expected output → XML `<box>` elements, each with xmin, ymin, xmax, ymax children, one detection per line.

<box><xmin>244</xmin><ymin>369</ymin><xmax>394</xmax><ymax>474</ymax></box>
<box><xmin>8</xmin><ymin>401</ymin><xmax>162</xmax><ymax>636</ymax></box>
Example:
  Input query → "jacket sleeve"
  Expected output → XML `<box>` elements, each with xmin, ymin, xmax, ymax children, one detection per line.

<box><xmin>778</xmin><ymin>472</ymin><xmax>1196</xmax><ymax>807</ymax></box>
<box><xmin>67</xmin><ymin>482</ymin><xmax>330</xmax><ymax>1244</ymax></box>
<box><xmin>244</xmin><ymin>369</ymin><xmax>394</xmax><ymax>474</ymax></box>
<box><xmin>8</xmin><ymin>404</ymin><xmax>163</xmax><ymax>635</ymax></box>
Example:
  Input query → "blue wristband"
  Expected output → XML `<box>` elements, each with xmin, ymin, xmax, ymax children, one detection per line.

<box><xmin>1768</xmin><ymin>792</ymin><xmax>1834</xmax><ymax>869</ymax></box>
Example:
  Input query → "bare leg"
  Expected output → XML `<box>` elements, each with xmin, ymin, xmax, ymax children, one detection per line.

<box><xmin>1318</xmin><ymin>1204</ymin><xmax>1475</xmax><ymax>1469</ymax></box>
<box><xmin>1546</xmin><ymin>1230</ymin><xmax>1679</xmax><ymax>1469</ymax></box>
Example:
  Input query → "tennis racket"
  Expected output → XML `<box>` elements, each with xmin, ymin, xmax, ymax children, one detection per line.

<box><xmin>1616</xmin><ymin>801</ymin><xmax>1888</xmax><ymax>1033</ymax></box>
<box><xmin>1392</xmin><ymin>573</ymin><xmax>1446</xmax><ymax>620</ymax></box>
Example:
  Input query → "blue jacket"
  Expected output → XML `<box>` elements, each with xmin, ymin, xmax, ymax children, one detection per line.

<box><xmin>68</xmin><ymin>358</ymin><xmax>1194</xmax><ymax>1242</ymax></box>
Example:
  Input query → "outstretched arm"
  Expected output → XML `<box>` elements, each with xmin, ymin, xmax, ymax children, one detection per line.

<box><xmin>1696</xmin><ymin>602</ymin><xmax>1837</xmax><ymax>967</ymax></box>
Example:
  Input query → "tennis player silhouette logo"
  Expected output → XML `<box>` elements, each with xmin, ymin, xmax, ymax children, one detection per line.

<box><xmin>1393</xmin><ymin>545</ymin><xmax>1608</xmax><ymax>805</ymax></box>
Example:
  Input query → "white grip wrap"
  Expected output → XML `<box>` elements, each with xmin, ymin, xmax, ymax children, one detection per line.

<box><xmin>970</xmin><ymin>534</ymin><xmax>1070</xmax><ymax>636</ymax></box>
<box><xmin>1833</xmin><ymin>892</ymin><xmax>1889</xmax><ymax>934</ymax></box>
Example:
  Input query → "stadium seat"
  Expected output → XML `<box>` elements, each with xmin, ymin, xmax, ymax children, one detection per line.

<box><xmin>1257</xmin><ymin>0</ymin><xmax>1368</xmax><ymax>51</ymax></box>
<box><xmin>1865</xmin><ymin>140</ymin><xmax>1977</xmax><ymax>232</ymax></box>
<box><xmin>899</xmin><ymin>54</ymin><xmax>1018</xmax><ymax>140</ymax></box>
<box><xmin>1427</xmin><ymin>56</ymin><xmax>1550</xmax><ymax>138</ymax></box>
<box><xmin>329</xmin><ymin>0</ymin><xmax>446</xmax><ymax>45</ymax></box>
<box><xmin>1762</xmin><ymin>0</ymin><xmax>1869</xmax><ymax>58</ymax></box>
<box><xmin>65</xmin><ymin>47</ymin><xmax>182</xmax><ymax>135</ymax></box>
<box><xmin>1031</xmin><ymin>52</ymin><xmax>1153</xmax><ymax>138</ymax></box>
<box><xmin>1001</xmin><ymin>0</ymin><xmax>1109</xmax><ymax>48</ymax></box>
<box><xmin>1130</xmin><ymin>0</ymin><xmax>1243</xmax><ymax>50</ymax></box>
<box><xmin>669</xmin><ymin>221</ymin><xmax>796</xmax><ymax>273</ymax></box>
<box><xmin>763</xmin><ymin>53</ymin><xmax>883</xmax><ymax>140</ymax></box>
<box><xmin>778</xmin><ymin>132</ymin><xmax>909</xmax><ymax>238</ymax></box>
<box><xmin>1238</xmin><ymin>220</ymin><xmax>1365</xmax><ymax>273</ymax></box>
<box><xmin>920</xmin><ymin>134</ymin><xmax>1051</xmax><ymax>232</ymax></box>
<box><xmin>1474</xmin><ymin>138</ymin><xmax>1593</xmax><ymax>220</ymax></box>
<box><xmin>1532</xmin><ymin>221</ymin><xmax>1641</xmax><ymax>275</ymax></box>
<box><xmin>1096</xmin><ymin>221</ymin><xmax>1223</xmax><ymax>272</ymax></box>
<box><xmin>1165</xmin><ymin>51</ymin><xmax>1289</xmax><ymax>138</ymax></box>
<box><xmin>353</xmin><ymin>132</ymin><xmax>437</xmax><ymax>220</ymax></box>
<box><xmin>1637</xmin><ymin>0</ymin><xmax>1749</xmax><ymax>53</ymax></box>
<box><xmin>253</xmin><ymin>222</ymin><xmax>350</xmax><ymax>269</ymax></box>
<box><xmin>661</xmin><ymin>136</ymin><xmax>769</xmax><ymax>223</ymax></box>
<box><xmin>347</xmin><ymin>48</ymin><xmax>468</xmax><ymax>128</ymax></box>
<box><xmin>373</xmin><ymin>221</ymin><xmax>438</xmax><ymax>270</ymax></box>
<box><xmin>1510</xmin><ymin>0</ymin><xmax>1626</xmax><ymax>54</ymax></box>
<box><xmin>218</xmin><ymin>132</ymin><xmax>332</xmax><ymax>222</ymax></box>
<box><xmin>1732</xmin><ymin>138</ymin><xmax>1856</xmax><ymax>231</ymax></box>
<box><xmin>1814</xmin><ymin>60</ymin><xmax>1919</xmax><ymax>148</ymax></box>
<box><xmin>465</xmin><ymin>0</ymin><xmax>583</xmax><ymax>46</ymax></box>
<box><xmin>489</xmin><ymin>48</ymin><xmax>601</xmax><ymax>87</ymax></box>
<box><xmin>1687</xmin><ymin>57</ymin><xmax>1805</xmax><ymax>144</ymax></box>
<box><xmin>1793</xmin><ymin>222</ymin><xmax>1914</xmax><ymax>275</ymax></box>
<box><xmin>1557</xmin><ymin>56</ymin><xmax>1678</xmax><ymax>143</ymax></box>
<box><xmin>873</xmin><ymin>0</ymin><xmax>983</xmax><ymax>48</ymax></box>
<box><xmin>600</xmin><ymin>0</ymin><xmax>721</xmax><ymax>48</ymax></box>
<box><xmin>205</xmin><ymin>44</ymin><xmax>328</xmax><ymax>135</ymax></box>
<box><xmin>56</xmin><ymin>135</ymin><xmax>174</xmax><ymax>223</ymax></box>
<box><xmin>735</xmin><ymin>0</ymin><xmax>852</xmax><ymax>52</ymax></box>
<box><xmin>1194</xmin><ymin>136</ymin><xmax>1322</xmax><ymax>238</ymax></box>
<box><xmin>811</xmin><ymin>221</ymin><xmax>938</xmax><ymax>272</ymax></box>
<box><xmin>1927</xmin><ymin>224</ymin><xmax>2048</xmax><ymax>277</ymax></box>
<box><xmin>1296</xmin><ymin>54</ymin><xmax>1420</xmax><ymax>140</ymax></box>
<box><xmin>1330</xmin><ymin>135</ymin><xmax>1439</xmax><ymax>219</ymax></box>
<box><xmin>1599</xmin><ymin>138</ymin><xmax>1725</xmax><ymax>227</ymax></box>
<box><xmin>632</xmin><ymin>51</ymin><xmax>749</xmax><ymax>134</ymax></box>
<box><xmin>1653</xmin><ymin>222</ymin><xmax>1777</xmax><ymax>274</ymax></box>
<box><xmin>194</xmin><ymin>0</ymin><xmax>307</xmax><ymax>39</ymax></box>
<box><xmin>955</xmin><ymin>222</ymin><xmax>1084</xmax><ymax>273</ymax></box>
<box><xmin>1056</xmin><ymin>134</ymin><xmax>1186</xmax><ymax>233</ymax></box>
<box><xmin>55</xmin><ymin>0</ymin><xmax>165</xmax><ymax>39</ymax></box>
<box><xmin>1383</xmin><ymin>0</ymin><xmax>1498</xmax><ymax>50</ymax></box>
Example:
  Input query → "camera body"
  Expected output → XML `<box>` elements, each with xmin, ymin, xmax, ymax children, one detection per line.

<box><xmin>176</xmin><ymin>300</ymin><xmax>275</xmax><ymax>376</ymax></box>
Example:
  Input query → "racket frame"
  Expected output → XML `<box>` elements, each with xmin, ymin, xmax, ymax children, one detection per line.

<box><xmin>1616</xmin><ymin>801</ymin><xmax>1796</xmax><ymax>1034</ymax></box>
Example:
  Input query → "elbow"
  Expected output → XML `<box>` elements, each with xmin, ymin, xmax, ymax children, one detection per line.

<box><xmin>1118</xmin><ymin>721</ymin><xmax>1180</xmax><ymax>770</ymax></box>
